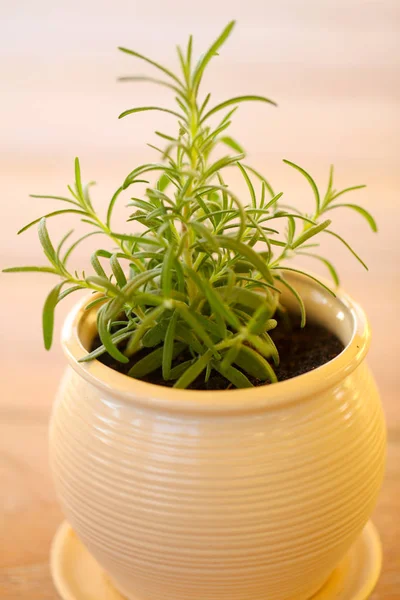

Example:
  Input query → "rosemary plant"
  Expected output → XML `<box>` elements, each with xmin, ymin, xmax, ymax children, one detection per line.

<box><xmin>4</xmin><ymin>21</ymin><xmax>376</xmax><ymax>389</ymax></box>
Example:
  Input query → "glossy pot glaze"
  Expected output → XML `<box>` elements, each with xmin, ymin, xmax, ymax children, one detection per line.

<box><xmin>49</xmin><ymin>273</ymin><xmax>386</xmax><ymax>600</ymax></box>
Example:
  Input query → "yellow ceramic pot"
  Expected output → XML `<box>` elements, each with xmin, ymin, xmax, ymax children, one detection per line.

<box><xmin>49</xmin><ymin>272</ymin><xmax>386</xmax><ymax>600</ymax></box>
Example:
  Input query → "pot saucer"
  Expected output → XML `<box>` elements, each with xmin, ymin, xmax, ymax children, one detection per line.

<box><xmin>50</xmin><ymin>521</ymin><xmax>382</xmax><ymax>600</ymax></box>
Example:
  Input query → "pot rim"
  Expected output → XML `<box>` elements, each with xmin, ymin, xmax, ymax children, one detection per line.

<box><xmin>61</xmin><ymin>271</ymin><xmax>370</xmax><ymax>414</ymax></box>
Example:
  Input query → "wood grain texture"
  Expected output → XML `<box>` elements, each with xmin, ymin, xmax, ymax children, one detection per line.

<box><xmin>0</xmin><ymin>1</ymin><xmax>399</xmax><ymax>598</ymax></box>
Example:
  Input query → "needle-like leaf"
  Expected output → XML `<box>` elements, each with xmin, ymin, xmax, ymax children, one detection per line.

<box><xmin>174</xmin><ymin>350</ymin><xmax>213</xmax><ymax>388</ymax></box>
<box><xmin>118</xmin><ymin>106</ymin><xmax>183</xmax><ymax>120</ymax></box>
<box><xmin>43</xmin><ymin>283</ymin><xmax>64</xmax><ymax>350</ymax></box>
<box><xmin>201</xmin><ymin>95</ymin><xmax>276</xmax><ymax>123</ymax></box>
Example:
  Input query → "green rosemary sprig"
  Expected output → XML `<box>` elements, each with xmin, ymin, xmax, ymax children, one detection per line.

<box><xmin>4</xmin><ymin>21</ymin><xmax>376</xmax><ymax>388</ymax></box>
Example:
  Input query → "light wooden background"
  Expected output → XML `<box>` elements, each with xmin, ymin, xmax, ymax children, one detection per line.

<box><xmin>0</xmin><ymin>1</ymin><xmax>399</xmax><ymax>598</ymax></box>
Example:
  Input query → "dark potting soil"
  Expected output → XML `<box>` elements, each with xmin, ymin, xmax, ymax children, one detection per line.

<box><xmin>91</xmin><ymin>315</ymin><xmax>344</xmax><ymax>390</ymax></box>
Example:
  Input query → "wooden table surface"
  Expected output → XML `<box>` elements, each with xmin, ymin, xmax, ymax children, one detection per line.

<box><xmin>1</xmin><ymin>2</ymin><xmax>399</xmax><ymax>598</ymax></box>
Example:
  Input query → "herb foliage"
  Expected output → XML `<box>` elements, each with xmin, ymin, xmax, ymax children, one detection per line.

<box><xmin>4</xmin><ymin>22</ymin><xmax>376</xmax><ymax>389</ymax></box>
